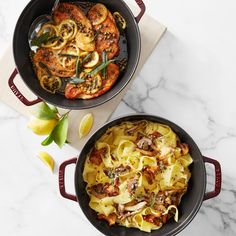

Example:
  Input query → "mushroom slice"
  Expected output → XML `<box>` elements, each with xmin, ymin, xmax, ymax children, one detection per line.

<box><xmin>124</xmin><ymin>201</ymin><xmax>147</xmax><ymax>212</ymax></box>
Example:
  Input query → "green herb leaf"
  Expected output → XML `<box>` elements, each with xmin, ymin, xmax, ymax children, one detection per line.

<box><xmin>76</xmin><ymin>58</ymin><xmax>81</xmax><ymax>78</ymax></box>
<box><xmin>69</xmin><ymin>77</ymin><xmax>85</xmax><ymax>84</ymax></box>
<box><xmin>82</xmin><ymin>53</ymin><xmax>92</xmax><ymax>64</ymax></box>
<box><xmin>32</xmin><ymin>102</ymin><xmax>58</xmax><ymax>120</ymax></box>
<box><xmin>41</xmin><ymin>135</ymin><xmax>54</xmax><ymax>146</ymax></box>
<box><xmin>38</xmin><ymin>62</ymin><xmax>52</xmax><ymax>75</ymax></box>
<box><xmin>89</xmin><ymin>60</ymin><xmax>115</xmax><ymax>76</ymax></box>
<box><xmin>51</xmin><ymin>114</ymin><xmax>69</xmax><ymax>148</ymax></box>
<box><xmin>94</xmin><ymin>29</ymin><xmax>101</xmax><ymax>40</ymax></box>
<box><xmin>46</xmin><ymin>35</ymin><xmax>60</xmax><ymax>43</ymax></box>
<box><xmin>102</xmin><ymin>51</ymin><xmax>107</xmax><ymax>78</ymax></box>
<box><xmin>31</xmin><ymin>32</ymin><xmax>51</xmax><ymax>47</ymax></box>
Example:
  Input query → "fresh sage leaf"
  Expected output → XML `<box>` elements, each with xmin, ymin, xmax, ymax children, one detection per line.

<box><xmin>94</xmin><ymin>29</ymin><xmax>100</xmax><ymax>40</ymax></box>
<box><xmin>51</xmin><ymin>114</ymin><xmax>69</xmax><ymax>148</ymax></box>
<box><xmin>38</xmin><ymin>62</ymin><xmax>52</xmax><ymax>75</ymax></box>
<box><xmin>69</xmin><ymin>77</ymin><xmax>85</xmax><ymax>84</ymax></box>
<box><xmin>76</xmin><ymin>58</ymin><xmax>82</xmax><ymax>78</ymax></box>
<box><xmin>32</xmin><ymin>102</ymin><xmax>58</xmax><ymax>120</ymax></box>
<box><xmin>46</xmin><ymin>35</ymin><xmax>60</xmax><ymax>43</ymax></box>
<box><xmin>82</xmin><ymin>53</ymin><xmax>92</xmax><ymax>64</ymax></box>
<box><xmin>102</xmin><ymin>51</ymin><xmax>107</xmax><ymax>78</ymax></box>
<box><xmin>89</xmin><ymin>60</ymin><xmax>115</xmax><ymax>76</ymax></box>
<box><xmin>31</xmin><ymin>32</ymin><xmax>51</xmax><ymax>47</ymax></box>
<box><xmin>41</xmin><ymin>134</ymin><xmax>54</xmax><ymax>146</ymax></box>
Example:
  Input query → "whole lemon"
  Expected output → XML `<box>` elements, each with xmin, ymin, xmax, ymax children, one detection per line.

<box><xmin>27</xmin><ymin>117</ymin><xmax>58</xmax><ymax>135</ymax></box>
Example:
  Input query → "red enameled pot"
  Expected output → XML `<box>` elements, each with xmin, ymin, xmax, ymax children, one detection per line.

<box><xmin>59</xmin><ymin>114</ymin><xmax>222</xmax><ymax>236</ymax></box>
<box><xmin>9</xmin><ymin>0</ymin><xmax>145</xmax><ymax>110</ymax></box>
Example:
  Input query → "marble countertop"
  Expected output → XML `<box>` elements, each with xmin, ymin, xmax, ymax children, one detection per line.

<box><xmin>0</xmin><ymin>0</ymin><xmax>236</xmax><ymax>235</ymax></box>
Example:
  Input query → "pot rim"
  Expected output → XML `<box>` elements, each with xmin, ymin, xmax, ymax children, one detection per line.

<box><xmin>74</xmin><ymin>113</ymin><xmax>206</xmax><ymax>236</ymax></box>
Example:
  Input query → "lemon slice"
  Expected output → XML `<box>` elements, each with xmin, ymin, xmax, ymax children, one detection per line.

<box><xmin>39</xmin><ymin>75</ymin><xmax>62</xmax><ymax>94</ymax></box>
<box><xmin>58</xmin><ymin>19</ymin><xmax>78</xmax><ymax>41</ymax></box>
<box><xmin>84</xmin><ymin>51</ymin><xmax>99</xmax><ymax>68</ymax></box>
<box><xmin>37</xmin><ymin>151</ymin><xmax>55</xmax><ymax>172</ymax></box>
<box><xmin>88</xmin><ymin>3</ymin><xmax>108</xmax><ymax>26</ymax></box>
<box><xmin>51</xmin><ymin>37</ymin><xmax>67</xmax><ymax>50</ymax></box>
<box><xmin>76</xmin><ymin>39</ymin><xmax>95</xmax><ymax>52</ymax></box>
<box><xmin>79</xmin><ymin>113</ymin><xmax>94</xmax><ymax>138</ymax></box>
<box><xmin>37</xmin><ymin>23</ymin><xmax>58</xmax><ymax>37</ymax></box>
<box><xmin>113</xmin><ymin>12</ymin><xmax>127</xmax><ymax>29</ymax></box>
<box><xmin>27</xmin><ymin>117</ymin><xmax>58</xmax><ymax>135</ymax></box>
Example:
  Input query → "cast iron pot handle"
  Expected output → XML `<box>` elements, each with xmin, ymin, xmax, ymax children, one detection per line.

<box><xmin>8</xmin><ymin>68</ymin><xmax>42</xmax><ymax>106</ymax></box>
<box><xmin>59</xmin><ymin>158</ymin><xmax>77</xmax><ymax>202</ymax></box>
<box><xmin>134</xmin><ymin>0</ymin><xmax>146</xmax><ymax>23</ymax></box>
<box><xmin>203</xmin><ymin>156</ymin><xmax>222</xmax><ymax>201</ymax></box>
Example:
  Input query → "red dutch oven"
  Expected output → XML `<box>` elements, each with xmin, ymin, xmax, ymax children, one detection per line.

<box><xmin>9</xmin><ymin>0</ymin><xmax>145</xmax><ymax>110</ymax></box>
<box><xmin>58</xmin><ymin>114</ymin><xmax>222</xmax><ymax>236</ymax></box>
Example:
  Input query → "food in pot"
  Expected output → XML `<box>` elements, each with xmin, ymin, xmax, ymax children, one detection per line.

<box><xmin>30</xmin><ymin>2</ymin><xmax>128</xmax><ymax>99</ymax></box>
<box><xmin>83</xmin><ymin>120</ymin><xmax>193</xmax><ymax>232</ymax></box>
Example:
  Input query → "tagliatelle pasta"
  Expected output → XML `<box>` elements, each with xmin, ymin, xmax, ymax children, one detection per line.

<box><xmin>83</xmin><ymin>120</ymin><xmax>193</xmax><ymax>232</ymax></box>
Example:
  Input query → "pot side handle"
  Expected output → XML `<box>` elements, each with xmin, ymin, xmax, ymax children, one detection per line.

<box><xmin>59</xmin><ymin>158</ymin><xmax>77</xmax><ymax>202</ymax></box>
<box><xmin>134</xmin><ymin>0</ymin><xmax>146</xmax><ymax>23</ymax></box>
<box><xmin>203</xmin><ymin>156</ymin><xmax>222</xmax><ymax>201</ymax></box>
<box><xmin>8</xmin><ymin>68</ymin><xmax>42</xmax><ymax>106</ymax></box>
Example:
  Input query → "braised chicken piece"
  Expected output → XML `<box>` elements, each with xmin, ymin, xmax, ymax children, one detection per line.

<box><xmin>53</xmin><ymin>3</ymin><xmax>95</xmax><ymax>51</ymax></box>
<box><xmin>32</xmin><ymin>48</ymin><xmax>75</xmax><ymax>78</ymax></box>
<box><xmin>65</xmin><ymin>63</ymin><xmax>119</xmax><ymax>99</ymax></box>
<box><xmin>88</xmin><ymin>4</ymin><xmax>120</xmax><ymax>59</ymax></box>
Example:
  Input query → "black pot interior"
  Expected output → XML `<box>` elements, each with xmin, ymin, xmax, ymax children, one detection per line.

<box><xmin>13</xmin><ymin>0</ymin><xmax>141</xmax><ymax>109</ymax></box>
<box><xmin>75</xmin><ymin>115</ymin><xmax>206</xmax><ymax>236</ymax></box>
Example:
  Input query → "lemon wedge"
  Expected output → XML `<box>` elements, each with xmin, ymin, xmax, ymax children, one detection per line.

<box><xmin>27</xmin><ymin>117</ymin><xmax>58</xmax><ymax>135</ymax></box>
<box><xmin>79</xmin><ymin>113</ymin><xmax>94</xmax><ymax>139</ymax></box>
<box><xmin>37</xmin><ymin>151</ymin><xmax>55</xmax><ymax>172</ymax></box>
